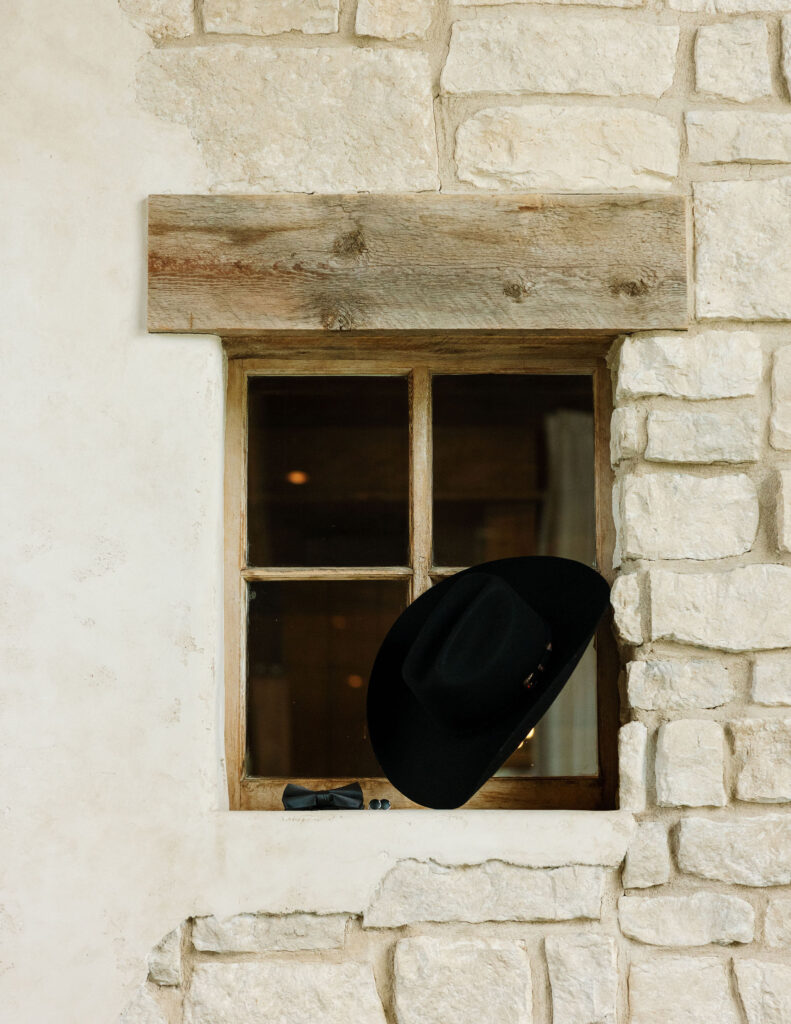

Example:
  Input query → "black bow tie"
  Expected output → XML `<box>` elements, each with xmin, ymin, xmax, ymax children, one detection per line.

<box><xmin>282</xmin><ymin>782</ymin><xmax>364</xmax><ymax>810</ymax></box>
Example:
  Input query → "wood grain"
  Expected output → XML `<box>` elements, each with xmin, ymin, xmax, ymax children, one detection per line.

<box><xmin>148</xmin><ymin>193</ymin><xmax>688</xmax><ymax>334</ymax></box>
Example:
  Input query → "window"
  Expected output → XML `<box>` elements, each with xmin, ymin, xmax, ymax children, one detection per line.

<box><xmin>225</xmin><ymin>339</ymin><xmax>618</xmax><ymax>810</ymax></box>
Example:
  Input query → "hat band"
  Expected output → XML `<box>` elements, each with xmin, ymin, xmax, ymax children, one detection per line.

<box><xmin>522</xmin><ymin>640</ymin><xmax>553</xmax><ymax>690</ymax></box>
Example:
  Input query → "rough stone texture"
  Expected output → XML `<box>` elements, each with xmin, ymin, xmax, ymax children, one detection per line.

<box><xmin>765</xmin><ymin>898</ymin><xmax>791</xmax><ymax>946</ymax></box>
<box><xmin>120</xmin><ymin>0</ymin><xmax>195</xmax><ymax>40</ymax></box>
<box><xmin>655</xmin><ymin>719</ymin><xmax>726</xmax><ymax>807</ymax></box>
<box><xmin>393</xmin><ymin>937</ymin><xmax>532</xmax><ymax>1024</ymax></box>
<box><xmin>723</xmin><ymin>0</ymin><xmax>791</xmax><ymax>9</ymax></box>
<box><xmin>147</xmin><ymin>925</ymin><xmax>182</xmax><ymax>986</ymax></box>
<box><xmin>611</xmin><ymin>407</ymin><xmax>642</xmax><ymax>464</ymax></box>
<box><xmin>627</xmin><ymin>659</ymin><xmax>733</xmax><ymax>711</ymax></box>
<box><xmin>650</xmin><ymin>565</ymin><xmax>791</xmax><ymax>651</ymax></box>
<box><xmin>184</xmin><ymin>962</ymin><xmax>386</xmax><ymax>1024</ymax></box>
<box><xmin>619</xmin><ymin>722</ymin><xmax>648</xmax><ymax>812</ymax></box>
<box><xmin>455</xmin><ymin>107</ymin><xmax>678</xmax><ymax>192</ymax></box>
<box><xmin>611</xmin><ymin>573</ymin><xmax>644</xmax><ymax>645</ymax></box>
<box><xmin>734</xmin><ymin>960</ymin><xmax>791</xmax><ymax>1024</ymax></box>
<box><xmin>192</xmin><ymin>913</ymin><xmax>348</xmax><ymax>953</ymax></box>
<box><xmin>545</xmin><ymin>933</ymin><xmax>617</xmax><ymax>1024</ymax></box>
<box><xmin>363</xmin><ymin>860</ymin><xmax>604</xmax><ymax>927</ymax></box>
<box><xmin>695</xmin><ymin>179</ymin><xmax>791</xmax><ymax>320</ymax></box>
<box><xmin>454</xmin><ymin>0</ymin><xmax>641</xmax><ymax>5</ymax></box>
<box><xmin>784</xmin><ymin>16</ymin><xmax>791</xmax><ymax>92</ymax></box>
<box><xmin>687</xmin><ymin>110</ymin><xmax>791</xmax><ymax>165</ymax></box>
<box><xmin>777</xmin><ymin>471</ymin><xmax>791</xmax><ymax>552</ymax></box>
<box><xmin>202</xmin><ymin>0</ymin><xmax>339</xmax><ymax>35</ymax></box>
<box><xmin>442</xmin><ymin>13</ymin><xmax>678</xmax><ymax>97</ymax></box>
<box><xmin>355</xmin><ymin>0</ymin><xmax>433</xmax><ymax>39</ymax></box>
<box><xmin>119</xmin><ymin>985</ymin><xmax>169</xmax><ymax>1024</ymax></box>
<box><xmin>617</xmin><ymin>332</ymin><xmax>762</xmax><ymax>401</ymax></box>
<box><xmin>618</xmin><ymin>892</ymin><xmax>754</xmax><ymax>946</ymax></box>
<box><xmin>771</xmin><ymin>347</ymin><xmax>791</xmax><ymax>450</ymax></box>
<box><xmin>619</xmin><ymin>473</ymin><xmax>757</xmax><ymax>560</ymax></box>
<box><xmin>629</xmin><ymin>957</ymin><xmax>740</xmax><ymax>1024</ymax></box>
<box><xmin>695</xmin><ymin>20</ymin><xmax>772</xmax><ymax>102</ymax></box>
<box><xmin>623</xmin><ymin>822</ymin><xmax>671</xmax><ymax>889</ymax></box>
<box><xmin>752</xmin><ymin>656</ymin><xmax>791</xmax><ymax>706</ymax></box>
<box><xmin>678</xmin><ymin>815</ymin><xmax>791</xmax><ymax>885</ymax></box>
<box><xmin>645</xmin><ymin>408</ymin><xmax>760</xmax><ymax>464</ymax></box>
<box><xmin>731</xmin><ymin>719</ymin><xmax>791</xmax><ymax>802</ymax></box>
<box><xmin>137</xmin><ymin>47</ymin><xmax>438</xmax><ymax>192</ymax></box>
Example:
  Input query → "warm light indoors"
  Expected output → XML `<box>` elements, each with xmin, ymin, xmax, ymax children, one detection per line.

<box><xmin>346</xmin><ymin>674</ymin><xmax>364</xmax><ymax>689</ymax></box>
<box><xmin>286</xmin><ymin>470</ymin><xmax>309</xmax><ymax>485</ymax></box>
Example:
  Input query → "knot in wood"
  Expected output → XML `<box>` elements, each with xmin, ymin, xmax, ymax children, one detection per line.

<box><xmin>332</xmin><ymin>228</ymin><xmax>368</xmax><ymax>260</ymax></box>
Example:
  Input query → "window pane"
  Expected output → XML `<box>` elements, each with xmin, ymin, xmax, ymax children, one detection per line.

<box><xmin>246</xmin><ymin>580</ymin><xmax>408</xmax><ymax>778</ymax></box>
<box><xmin>247</xmin><ymin>377</ymin><xmax>409</xmax><ymax>566</ymax></box>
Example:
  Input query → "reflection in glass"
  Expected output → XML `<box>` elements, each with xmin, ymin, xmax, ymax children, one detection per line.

<box><xmin>246</xmin><ymin>580</ymin><xmax>408</xmax><ymax>778</ymax></box>
<box><xmin>247</xmin><ymin>377</ymin><xmax>409</xmax><ymax>567</ymax></box>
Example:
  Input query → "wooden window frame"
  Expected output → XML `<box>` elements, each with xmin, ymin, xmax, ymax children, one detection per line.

<box><xmin>224</xmin><ymin>335</ymin><xmax>619</xmax><ymax>811</ymax></box>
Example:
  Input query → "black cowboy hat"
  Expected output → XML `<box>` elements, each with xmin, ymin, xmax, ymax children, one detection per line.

<box><xmin>366</xmin><ymin>556</ymin><xmax>610</xmax><ymax>809</ymax></box>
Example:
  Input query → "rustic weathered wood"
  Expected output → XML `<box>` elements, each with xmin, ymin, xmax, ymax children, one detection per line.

<box><xmin>410</xmin><ymin>368</ymin><xmax>433</xmax><ymax>601</ymax></box>
<box><xmin>149</xmin><ymin>194</ymin><xmax>688</xmax><ymax>334</ymax></box>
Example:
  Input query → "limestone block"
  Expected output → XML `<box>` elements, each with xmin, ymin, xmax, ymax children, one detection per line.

<box><xmin>785</xmin><ymin>17</ymin><xmax>791</xmax><ymax>93</ymax></box>
<box><xmin>731</xmin><ymin>718</ymin><xmax>791</xmax><ymax>802</ymax></box>
<box><xmin>619</xmin><ymin>721</ymin><xmax>648</xmax><ymax>812</ymax></box>
<box><xmin>454</xmin><ymin>0</ymin><xmax>641</xmax><ymax>6</ymax></box>
<box><xmin>611</xmin><ymin>407</ymin><xmax>642</xmax><ymax>464</ymax></box>
<box><xmin>734</xmin><ymin>960</ymin><xmax>791</xmax><ymax>1024</ymax></box>
<box><xmin>618</xmin><ymin>892</ymin><xmax>754</xmax><ymax>946</ymax></box>
<box><xmin>611</xmin><ymin>573</ymin><xmax>644</xmax><ymax>645</ymax></box>
<box><xmin>356</xmin><ymin>0</ymin><xmax>433</xmax><ymax>39</ymax></box>
<box><xmin>455</xmin><ymin>107</ymin><xmax>678</xmax><ymax>192</ymax></box>
<box><xmin>678</xmin><ymin>815</ymin><xmax>791</xmax><ymax>885</ymax></box>
<box><xmin>752</xmin><ymin>655</ymin><xmax>791</xmax><ymax>705</ymax></box>
<box><xmin>645</xmin><ymin>408</ymin><xmax>760</xmax><ymax>464</ymax></box>
<box><xmin>765</xmin><ymin>897</ymin><xmax>791</xmax><ymax>946</ymax></box>
<box><xmin>695</xmin><ymin>20</ymin><xmax>771</xmax><ymax>102</ymax></box>
<box><xmin>620</xmin><ymin>473</ymin><xmax>757</xmax><ymax>561</ymax></box>
<box><xmin>771</xmin><ymin>348</ymin><xmax>791</xmax><ymax>450</ymax></box>
<box><xmin>147</xmin><ymin>925</ymin><xmax>182</xmax><ymax>986</ymax></box>
<box><xmin>192</xmin><ymin>913</ymin><xmax>348</xmax><ymax>952</ymax></box>
<box><xmin>695</xmin><ymin>179</ymin><xmax>791</xmax><ymax>320</ymax></box>
<box><xmin>393</xmin><ymin>937</ymin><xmax>532</xmax><ymax>1024</ymax></box>
<box><xmin>120</xmin><ymin>0</ymin><xmax>194</xmax><ymax>40</ymax></box>
<box><xmin>203</xmin><ymin>0</ymin><xmax>339</xmax><ymax>35</ymax></box>
<box><xmin>623</xmin><ymin>822</ymin><xmax>671</xmax><ymax>888</ymax></box>
<box><xmin>441</xmin><ymin>13</ymin><xmax>678</xmax><ymax>97</ymax></box>
<box><xmin>627</xmin><ymin>660</ymin><xmax>733</xmax><ymax>711</ymax></box>
<box><xmin>137</xmin><ymin>47</ymin><xmax>438</xmax><ymax>192</ymax></box>
<box><xmin>629</xmin><ymin>957</ymin><xmax>740</xmax><ymax>1024</ymax></box>
<box><xmin>687</xmin><ymin>111</ymin><xmax>791</xmax><ymax>165</ymax></box>
<box><xmin>650</xmin><ymin>565</ymin><xmax>791</xmax><ymax>651</ymax></box>
<box><xmin>119</xmin><ymin>985</ymin><xmax>169</xmax><ymax>1024</ymax></box>
<box><xmin>363</xmin><ymin>860</ymin><xmax>604</xmax><ymax>927</ymax></box>
<box><xmin>617</xmin><ymin>332</ymin><xmax>762</xmax><ymax>401</ymax></box>
<box><xmin>545</xmin><ymin>933</ymin><xmax>617</xmax><ymax>1024</ymax></box>
<box><xmin>723</xmin><ymin>0</ymin><xmax>791</xmax><ymax>9</ymax></box>
<box><xmin>655</xmin><ymin>719</ymin><xmax>726</xmax><ymax>807</ymax></box>
<box><xmin>184</xmin><ymin>962</ymin><xmax>386</xmax><ymax>1024</ymax></box>
<box><xmin>777</xmin><ymin>471</ymin><xmax>791</xmax><ymax>551</ymax></box>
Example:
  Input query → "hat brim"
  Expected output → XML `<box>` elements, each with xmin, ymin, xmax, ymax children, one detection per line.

<box><xmin>366</xmin><ymin>556</ymin><xmax>611</xmax><ymax>809</ymax></box>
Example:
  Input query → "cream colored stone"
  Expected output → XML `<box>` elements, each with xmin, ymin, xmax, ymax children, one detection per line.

<box><xmin>545</xmin><ymin>934</ymin><xmax>617</xmax><ymax>1024</ymax></box>
<box><xmin>203</xmin><ymin>0</ymin><xmax>339</xmax><ymax>35</ymax></box>
<box><xmin>695</xmin><ymin>20</ymin><xmax>771</xmax><ymax>102</ymax></box>
<box><xmin>695</xmin><ymin>179</ymin><xmax>791</xmax><ymax>320</ymax></box>
<box><xmin>629</xmin><ymin>957</ymin><xmax>740</xmax><ymax>1024</ymax></box>
<box><xmin>628</xmin><ymin>660</ymin><xmax>733</xmax><ymax>712</ymax></box>
<box><xmin>454</xmin><ymin>0</ymin><xmax>641</xmax><ymax>6</ymax></box>
<box><xmin>442</xmin><ymin>13</ymin><xmax>678</xmax><ymax>97</ymax></box>
<box><xmin>192</xmin><ymin>913</ymin><xmax>348</xmax><ymax>952</ymax></box>
<box><xmin>669</xmin><ymin>0</ymin><xmax>715</xmax><ymax>10</ymax></box>
<box><xmin>363</xmin><ymin>861</ymin><xmax>604</xmax><ymax>927</ymax></box>
<box><xmin>645</xmin><ymin>409</ymin><xmax>760</xmax><ymax>464</ymax></box>
<box><xmin>678</xmin><ymin>815</ymin><xmax>791</xmax><ymax>885</ymax></box>
<box><xmin>655</xmin><ymin>719</ymin><xmax>726</xmax><ymax>807</ymax></box>
<box><xmin>147</xmin><ymin>925</ymin><xmax>182</xmax><ymax>986</ymax></box>
<box><xmin>785</xmin><ymin>17</ymin><xmax>791</xmax><ymax>93</ymax></box>
<box><xmin>650</xmin><ymin>565</ymin><xmax>791</xmax><ymax>651</ymax></box>
<box><xmin>687</xmin><ymin>111</ymin><xmax>791</xmax><ymax>165</ymax></box>
<box><xmin>731</xmin><ymin>718</ymin><xmax>791</xmax><ymax>802</ymax></box>
<box><xmin>765</xmin><ymin>898</ymin><xmax>791</xmax><ymax>946</ymax></box>
<box><xmin>612</xmin><ymin>573</ymin><xmax>644</xmax><ymax>645</ymax></box>
<box><xmin>734</xmin><ymin>960</ymin><xmax>791</xmax><ymax>1024</ymax></box>
<box><xmin>752</xmin><ymin>656</ymin><xmax>791</xmax><ymax>706</ymax></box>
<box><xmin>618</xmin><ymin>893</ymin><xmax>754</xmax><ymax>946</ymax></box>
<box><xmin>393</xmin><ymin>937</ymin><xmax>532</xmax><ymax>1024</ymax></box>
<box><xmin>723</xmin><ymin>0</ymin><xmax>791</xmax><ymax>9</ymax></box>
<box><xmin>619</xmin><ymin>721</ymin><xmax>648</xmax><ymax>812</ymax></box>
<box><xmin>120</xmin><ymin>0</ymin><xmax>194</xmax><ymax>40</ymax></box>
<box><xmin>611</xmin><ymin>407</ymin><xmax>642</xmax><ymax>464</ymax></box>
<box><xmin>137</xmin><ymin>47</ymin><xmax>438</xmax><ymax>192</ymax></box>
<box><xmin>623</xmin><ymin>822</ymin><xmax>671</xmax><ymax>889</ymax></box>
<box><xmin>119</xmin><ymin>985</ymin><xmax>169</xmax><ymax>1024</ymax></box>
<box><xmin>455</xmin><ymin>107</ymin><xmax>678</xmax><ymax>192</ymax></box>
<box><xmin>771</xmin><ymin>348</ymin><xmax>791</xmax><ymax>450</ymax></box>
<box><xmin>356</xmin><ymin>0</ymin><xmax>433</xmax><ymax>39</ymax></box>
<box><xmin>617</xmin><ymin>332</ymin><xmax>762</xmax><ymax>401</ymax></box>
<box><xmin>777</xmin><ymin>471</ymin><xmax>791</xmax><ymax>551</ymax></box>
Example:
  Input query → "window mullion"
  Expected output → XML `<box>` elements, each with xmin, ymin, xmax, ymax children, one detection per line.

<box><xmin>409</xmin><ymin>367</ymin><xmax>433</xmax><ymax>601</ymax></box>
